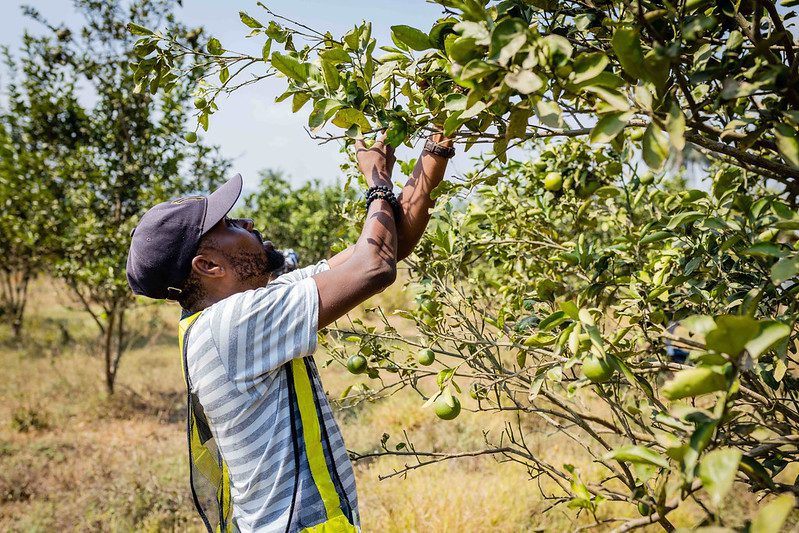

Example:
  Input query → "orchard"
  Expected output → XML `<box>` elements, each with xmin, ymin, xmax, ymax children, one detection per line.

<box><xmin>128</xmin><ymin>0</ymin><xmax>799</xmax><ymax>530</ymax></box>
<box><xmin>2</xmin><ymin>0</ymin><xmax>797</xmax><ymax>529</ymax></box>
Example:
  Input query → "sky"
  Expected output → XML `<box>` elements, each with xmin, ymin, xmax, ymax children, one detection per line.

<box><xmin>0</xmin><ymin>1</ymin><xmax>479</xmax><ymax>193</ymax></box>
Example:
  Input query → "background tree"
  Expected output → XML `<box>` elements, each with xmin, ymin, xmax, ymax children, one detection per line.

<box><xmin>137</xmin><ymin>1</ymin><xmax>798</xmax><ymax>529</ymax></box>
<box><xmin>241</xmin><ymin>169</ymin><xmax>359</xmax><ymax>264</ymax></box>
<box><xmin>0</xmin><ymin>37</ymin><xmax>86</xmax><ymax>339</ymax></box>
<box><xmin>17</xmin><ymin>0</ymin><xmax>230</xmax><ymax>393</ymax></box>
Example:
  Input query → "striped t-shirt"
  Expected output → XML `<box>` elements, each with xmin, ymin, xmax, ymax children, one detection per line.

<box><xmin>184</xmin><ymin>260</ymin><xmax>359</xmax><ymax>532</ymax></box>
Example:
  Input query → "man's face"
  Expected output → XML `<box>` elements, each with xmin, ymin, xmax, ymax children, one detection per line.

<box><xmin>201</xmin><ymin>217</ymin><xmax>285</xmax><ymax>285</ymax></box>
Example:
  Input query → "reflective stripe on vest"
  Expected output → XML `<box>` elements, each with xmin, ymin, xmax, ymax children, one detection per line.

<box><xmin>179</xmin><ymin>312</ymin><xmax>357</xmax><ymax>533</ymax></box>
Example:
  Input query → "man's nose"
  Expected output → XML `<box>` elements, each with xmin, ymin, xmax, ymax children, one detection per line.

<box><xmin>239</xmin><ymin>218</ymin><xmax>254</xmax><ymax>231</ymax></box>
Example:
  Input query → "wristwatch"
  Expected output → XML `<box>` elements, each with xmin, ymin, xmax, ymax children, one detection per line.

<box><xmin>423</xmin><ymin>138</ymin><xmax>456</xmax><ymax>159</ymax></box>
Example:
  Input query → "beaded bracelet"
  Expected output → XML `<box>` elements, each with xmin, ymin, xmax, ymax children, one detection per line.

<box><xmin>365</xmin><ymin>186</ymin><xmax>401</xmax><ymax>222</ymax></box>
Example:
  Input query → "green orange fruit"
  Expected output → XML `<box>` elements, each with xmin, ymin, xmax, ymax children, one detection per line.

<box><xmin>544</xmin><ymin>172</ymin><xmax>563</xmax><ymax>191</ymax></box>
<box><xmin>346</xmin><ymin>355</ymin><xmax>367</xmax><ymax>375</ymax></box>
<box><xmin>416</xmin><ymin>348</ymin><xmax>435</xmax><ymax>366</ymax></box>
<box><xmin>582</xmin><ymin>355</ymin><xmax>615</xmax><ymax>383</ymax></box>
<box><xmin>434</xmin><ymin>394</ymin><xmax>461</xmax><ymax>420</ymax></box>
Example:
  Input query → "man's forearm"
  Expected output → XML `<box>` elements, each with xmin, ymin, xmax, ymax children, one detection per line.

<box><xmin>396</xmin><ymin>132</ymin><xmax>453</xmax><ymax>261</ymax></box>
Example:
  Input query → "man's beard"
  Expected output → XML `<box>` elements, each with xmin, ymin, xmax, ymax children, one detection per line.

<box><xmin>228</xmin><ymin>247</ymin><xmax>285</xmax><ymax>283</ymax></box>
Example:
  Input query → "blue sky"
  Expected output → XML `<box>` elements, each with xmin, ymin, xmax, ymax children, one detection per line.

<box><xmin>1</xmin><ymin>1</ymin><xmax>477</xmax><ymax>192</ymax></box>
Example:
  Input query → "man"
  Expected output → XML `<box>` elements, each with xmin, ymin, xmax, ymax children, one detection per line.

<box><xmin>126</xmin><ymin>132</ymin><xmax>454</xmax><ymax>532</ymax></box>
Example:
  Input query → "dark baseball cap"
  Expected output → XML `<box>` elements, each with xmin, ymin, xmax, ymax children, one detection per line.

<box><xmin>126</xmin><ymin>173</ymin><xmax>243</xmax><ymax>300</ymax></box>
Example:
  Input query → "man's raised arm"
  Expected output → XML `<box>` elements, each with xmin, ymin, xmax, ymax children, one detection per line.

<box><xmin>329</xmin><ymin>132</ymin><xmax>453</xmax><ymax>268</ymax></box>
<box><xmin>312</xmin><ymin>137</ymin><xmax>399</xmax><ymax>329</ymax></box>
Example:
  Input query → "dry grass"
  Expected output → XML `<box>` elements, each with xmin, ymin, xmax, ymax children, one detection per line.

<box><xmin>0</xmin><ymin>276</ymin><xmax>780</xmax><ymax>532</ymax></box>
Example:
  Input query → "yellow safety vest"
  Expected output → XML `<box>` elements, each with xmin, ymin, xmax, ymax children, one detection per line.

<box><xmin>179</xmin><ymin>312</ymin><xmax>357</xmax><ymax>533</ymax></box>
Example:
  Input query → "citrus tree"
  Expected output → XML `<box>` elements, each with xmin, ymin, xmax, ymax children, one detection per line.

<box><xmin>133</xmin><ymin>0</ymin><xmax>798</xmax><ymax>528</ymax></box>
<box><xmin>15</xmin><ymin>0</ymin><xmax>230</xmax><ymax>393</ymax></box>
<box><xmin>0</xmin><ymin>39</ymin><xmax>86</xmax><ymax>339</ymax></box>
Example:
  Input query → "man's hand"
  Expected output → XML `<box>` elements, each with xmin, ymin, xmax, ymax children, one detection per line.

<box><xmin>355</xmin><ymin>135</ymin><xmax>396</xmax><ymax>187</ymax></box>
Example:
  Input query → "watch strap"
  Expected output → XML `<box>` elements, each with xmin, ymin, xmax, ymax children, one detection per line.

<box><xmin>423</xmin><ymin>138</ymin><xmax>455</xmax><ymax>159</ymax></box>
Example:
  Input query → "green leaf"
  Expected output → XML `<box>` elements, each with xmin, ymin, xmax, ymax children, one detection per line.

<box><xmin>538</xmin><ymin>310</ymin><xmax>567</xmax><ymax>331</ymax></box>
<box><xmin>454</xmin><ymin>21</ymin><xmax>490</xmax><ymax>44</ymax></box>
<box><xmin>489</xmin><ymin>18</ymin><xmax>528</xmax><ymax>66</ymax></box>
<box><xmin>321</xmin><ymin>60</ymin><xmax>341</xmax><ymax>91</ymax></box>
<box><xmin>699</xmin><ymin>448</ymin><xmax>742</xmax><ymax>507</ymax></box>
<box><xmin>291</xmin><ymin>92</ymin><xmax>311</xmax><ymax>113</ymax></box>
<box><xmin>751</xmin><ymin>493</ymin><xmax>796</xmax><ymax>533</ymax></box>
<box><xmin>771</xmin><ymin>254</ymin><xmax>799</xmax><ymax>284</ymax></box>
<box><xmin>611</xmin><ymin>26</ymin><xmax>648</xmax><ymax>81</ymax></box>
<box><xmin>705</xmin><ymin>315</ymin><xmax>760</xmax><ymax>356</ymax></box>
<box><xmin>459</xmin><ymin>59</ymin><xmax>496</xmax><ymax>81</ymax></box>
<box><xmin>560</xmin><ymin>301</ymin><xmax>580</xmax><ymax>320</ymax></box>
<box><xmin>219</xmin><ymin>67</ymin><xmax>229</xmax><ymax>84</ymax></box>
<box><xmin>667</xmin><ymin>101</ymin><xmax>686</xmax><ymax>151</ymax></box>
<box><xmin>271</xmin><ymin>52</ymin><xmax>308</xmax><ymax>82</ymax></box>
<box><xmin>207</xmin><ymin>37</ymin><xmax>223</xmax><ymax>56</ymax></box>
<box><xmin>504</xmin><ymin>70</ymin><xmax>542</xmax><ymax>94</ymax></box>
<box><xmin>390</xmin><ymin>25</ymin><xmax>432</xmax><ymax>51</ymax></box>
<box><xmin>444</xmin><ymin>93</ymin><xmax>468</xmax><ymax>112</ymax></box>
<box><xmin>662</xmin><ymin>367</ymin><xmax>728</xmax><ymax>400</ymax></box>
<box><xmin>261</xmin><ymin>39</ymin><xmax>272</xmax><ymax>62</ymax></box>
<box><xmin>745</xmin><ymin>321</ymin><xmax>790</xmax><ymax>359</ymax></box>
<box><xmin>665</xmin><ymin>211</ymin><xmax>703</xmax><ymax>229</ymax></box>
<box><xmin>743</xmin><ymin>242</ymin><xmax>787</xmax><ymax>258</ymax></box>
<box><xmin>572</xmin><ymin>52</ymin><xmax>609</xmax><ymax>85</ymax></box>
<box><xmin>590</xmin><ymin>112</ymin><xmax>631</xmax><ymax>144</ymax></box>
<box><xmin>605</xmin><ymin>445</ymin><xmax>669</xmax><ymax>468</ymax></box>
<box><xmin>308</xmin><ymin>98</ymin><xmax>343</xmax><ymax>131</ymax></box>
<box><xmin>239</xmin><ymin>11</ymin><xmax>263</xmax><ymax>29</ymax></box>
<box><xmin>642</xmin><ymin>123</ymin><xmax>669</xmax><ymax>170</ymax></box>
<box><xmin>639</xmin><ymin>230</ymin><xmax>672</xmax><ymax>245</ymax></box>
<box><xmin>583</xmin><ymin>86</ymin><xmax>629</xmax><ymax>111</ymax></box>
<box><xmin>331</xmin><ymin>108</ymin><xmax>370</xmax><ymax>132</ymax></box>
<box><xmin>446</xmin><ymin>36</ymin><xmax>482</xmax><ymax>64</ymax></box>
<box><xmin>264</xmin><ymin>21</ymin><xmax>287</xmax><ymax>43</ymax></box>
<box><xmin>320</xmin><ymin>47</ymin><xmax>351</xmax><ymax>65</ymax></box>
<box><xmin>542</xmin><ymin>34</ymin><xmax>572</xmax><ymax>66</ymax></box>
<box><xmin>535</xmin><ymin>100</ymin><xmax>564</xmax><ymax>128</ymax></box>
<box><xmin>682</xmin><ymin>315</ymin><xmax>716</xmax><ymax>336</ymax></box>
<box><xmin>127</xmin><ymin>23</ymin><xmax>154</xmax><ymax>36</ymax></box>
<box><xmin>506</xmin><ymin>105</ymin><xmax>532</xmax><ymax>139</ymax></box>
<box><xmin>460</xmin><ymin>101</ymin><xmax>487</xmax><ymax>120</ymax></box>
<box><xmin>774</xmin><ymin>123</ymin><xmax>799</xmax><ymax>169</ymax></box>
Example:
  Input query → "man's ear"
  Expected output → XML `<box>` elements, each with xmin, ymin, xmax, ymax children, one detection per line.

<box><xmin>191</xmin><ymin>253</ymin><xmax>225</xmax><ymax>278</ymax></box>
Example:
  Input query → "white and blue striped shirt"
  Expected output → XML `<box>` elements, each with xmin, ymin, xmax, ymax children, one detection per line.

<box><xmin>184</xmin><ymin>261</ymin><xmax>359</xmax><ymax>532</ymax></box>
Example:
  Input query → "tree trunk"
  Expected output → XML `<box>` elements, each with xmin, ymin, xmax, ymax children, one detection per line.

<box><xmin>1</xmin><ymin>269</ymin><xmax>31</xmax><ymax>340</ymax></box>
<box><xmin>104</xmin><ymin>303</ymin><xmax>117</xmax><ymax>394</ymax></box>
<box><xmin>103</xmin><ymin>302</ymin><xmax>128</xmax><ymax>395</ymax></box>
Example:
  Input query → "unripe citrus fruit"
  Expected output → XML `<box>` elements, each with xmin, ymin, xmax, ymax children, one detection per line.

<box><xmin>434</xmin><ymin>394</ymin><xmax>461</xmax><ymax>420</ymax></box>
<box><xmin>639</xmin><ymin>171</ymin><xmax>654</xmax><ymax>185</ymax></box>
<box><xmin>582</xmin><ymin>355</ymin><xmax>615</xmax><ymax>383</ymax></box>
<box><xmin>416</xmin><ymin>348</ymin><xmax>435</xmax><ymax>366</ymax></box>
<box><xmin>544</xmin><ymin>171</ymin><xmax>563</xmax><ymax>191</ymax></box>
<box><xmin>184</xmin><ymin>131</ymin><xmax>197</xmax><ymax>143</ymax></box>
<box><xmin>469</xmin><ymin>383</ymin><xmax>486</xmax><ymax>400</ymax></box>
<box><xmin>346</xmin><ymin>355</ymin><xmax>367</xmax><ymax>375</ymax></box>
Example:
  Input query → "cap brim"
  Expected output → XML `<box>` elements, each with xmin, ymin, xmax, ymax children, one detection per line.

<box><xmin>202</xmin><ymin>173</ymin><xmax>243</xmax><ymax>234</ymax></box>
